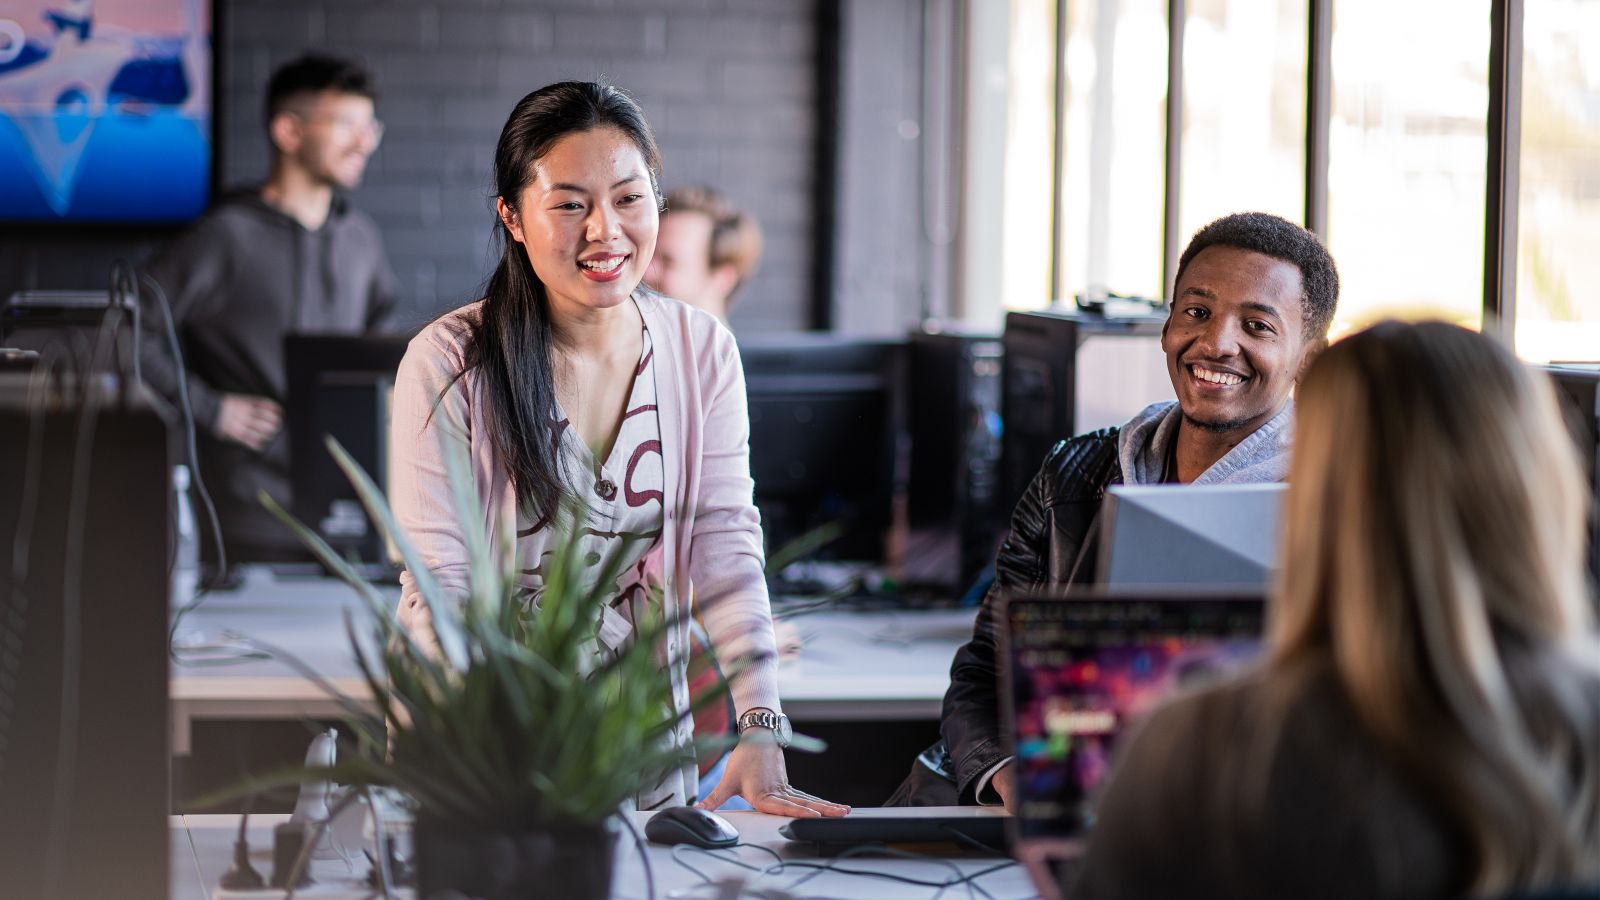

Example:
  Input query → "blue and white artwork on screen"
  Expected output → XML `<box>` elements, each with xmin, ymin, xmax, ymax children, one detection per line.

<box><xmin>0</xmin><ymin>0</ymin><xmax>211</xmax><ymax>224</ymax></box>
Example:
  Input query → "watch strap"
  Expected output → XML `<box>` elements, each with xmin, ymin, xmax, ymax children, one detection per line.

<box><xmin>737</xmin><ymin>708</ymin><xmax>784</xmax><ymax>732</ymax></box>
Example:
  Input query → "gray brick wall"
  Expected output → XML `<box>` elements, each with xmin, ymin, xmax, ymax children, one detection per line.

<box><xmin>221</xmin><ymin>0</ymin><xmax>820</xmax><ymax>332</ymax></box>
<box><xmin>0</xmin><ymin>0</ymin><xmax>821</xmax><ymax>333</ymax></box>
<box><xmin>0</xmin><ymin>0</ymin><xmax>957</xmax><ymax>338</ymax></box>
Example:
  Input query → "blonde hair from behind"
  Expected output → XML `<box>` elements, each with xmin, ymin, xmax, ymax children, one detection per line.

<box><xmin>1272</xmin><ymin>320</ymin><xmax>1600</xmax><ymax>893</ymax></box>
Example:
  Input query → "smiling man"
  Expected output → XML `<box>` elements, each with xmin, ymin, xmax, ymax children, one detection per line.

<box><xmin>889</xmin><ymin>211</ymin><xmax>1340</xmax><ymax>808</ymax></box>
<box><xmin>141</xmin><ymin>54</ymin><xmax>396</xmax><ymax>566</ymax></box>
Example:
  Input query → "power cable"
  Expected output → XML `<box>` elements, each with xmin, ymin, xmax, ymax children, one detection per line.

<box><xmin>135</xmin><ymin>270</ymin><xmax>227</xmax><ymax>641</ymax></box>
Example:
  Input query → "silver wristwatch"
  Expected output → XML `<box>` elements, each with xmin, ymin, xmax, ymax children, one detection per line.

<box><xmin>736</xmin><ymin>708</ymin><xmax>792</xmax><ymax>748</ymax></box>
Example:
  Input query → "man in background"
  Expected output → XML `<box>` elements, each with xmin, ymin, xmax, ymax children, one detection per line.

<box><xmin>143</xmin><ymin>53</ymin><xmax>396</xmax><ymax>565</ymax></box>
<box><xmin>645</xmin><ymin>185</ymin><xmax>762</xmax><ymax>323</ymax></box>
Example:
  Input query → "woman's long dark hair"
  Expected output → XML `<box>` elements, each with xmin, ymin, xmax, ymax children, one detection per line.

<box><xmin>453</xmin><ymin>81</ymin><xmax>663</xmax><ymax>523</ymax></box>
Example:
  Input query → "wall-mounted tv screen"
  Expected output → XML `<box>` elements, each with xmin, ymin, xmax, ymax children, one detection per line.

<box><xmin>0</xmin><ymin>0</ymin><xmax>211</xmax><ymax>225</ymax></box>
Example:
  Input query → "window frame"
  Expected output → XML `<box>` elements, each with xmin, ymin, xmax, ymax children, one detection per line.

<box><xmin>1033</xmin><ymin>0</ymin><xmax>1531</xmax><ymax>345</ymax></box>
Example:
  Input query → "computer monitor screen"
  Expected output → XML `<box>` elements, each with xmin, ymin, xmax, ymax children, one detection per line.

<box><xmin>0</xmin><ymin>0</ymin><xmax>213</xmax><ymax>224</ymax></box>
<box><xmin>739</xmin><ymin>335</ymin><xmax>904</xmax><ymax>566</ymax></box>
<box><xmin>1547</xmin><ymin>364</ymin><xmax>1600</xmax><ymax>591</ymax></box>
<box><xmin>1002</xmin><ymin>591</ymin><xmax>1265</xmax><ymax>840</ymax></box>
<box><xmin>285</xmin><ymin>334</ymin><xmax>409</xmax><ymax>566</ymax></box>
<box><xmin>1097</xmin><ymin>483</ymin><xmax>1285</xmax><ymax>590</ymax></box>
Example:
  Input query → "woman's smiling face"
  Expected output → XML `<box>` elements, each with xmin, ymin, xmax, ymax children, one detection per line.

<box><xmin>499</xmin><ymin>126</ymin><xmax>659</xmax><ymax>317</ymax></box>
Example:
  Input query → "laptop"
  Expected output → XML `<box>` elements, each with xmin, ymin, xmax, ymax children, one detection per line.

<box><xmin>1000</xmin><ymin>589</ymin><xmax>1267</xmax><ymax>899</ymax></box>
<box><xmin>1098</xmin><ymin>483</ymin><xmax>1285</xmax><ymax>590</ymax></box>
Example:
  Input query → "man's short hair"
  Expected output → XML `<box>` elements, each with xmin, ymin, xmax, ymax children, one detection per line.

<box><xmin>663</xmin><ymin>186</ymin><xmax>763</xmax><ymax>296</ymax></box>
<box><xmin>1175</xmin><ymin>212</ymin><xmax>1340</xmax><ymax>341</ymax></box>
<box><xmin>264</xmin><ymin>53</ymin><xmax>376</xmax><ymax>127</ymax></box>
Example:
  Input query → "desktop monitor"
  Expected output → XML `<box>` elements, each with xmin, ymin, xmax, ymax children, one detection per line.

<box><xmin>0</xmin><ymin>382</ymin><xmax>173</xmax><ymax>899</ymax></box>
<box><xmin>0</xmin><ymin>0</ymin><xmax>215</xmax><ymax>225</ymax></box>
<box><xmin>1547</xmin><ymin>364</ymin><xmax>1600</xmax><ymax>591</ymax></box>
<box><xmin>1097</xmin><ymin>483</ymin><xmax>1286</xmax><ymax>590</ymax></box>
<box><xmin>1000</xmin><ymin>310</ymin><xmax>1170</xmax><ymax>516</ymax></box>
<box><xmin>285</xmin><ymin>334</ymin><xmax>410</xmax><ymax>567</ymax></box>
<box><xmin>738</xmin><ymin>335</ymin><xmax>905</xmax><ymax>566</ymax></box>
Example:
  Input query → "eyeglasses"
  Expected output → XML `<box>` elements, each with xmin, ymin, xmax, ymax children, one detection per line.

<box><xmin>295</xmin><ymin>112</ymin><xmax>385</xmax><ymax>144</ymax></box>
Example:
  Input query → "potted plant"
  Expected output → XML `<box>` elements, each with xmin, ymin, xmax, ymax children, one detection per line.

<box><xmin>250</xmin><ymin>436</ymin><xmax>742</xmax><ymax>899</ymax></box>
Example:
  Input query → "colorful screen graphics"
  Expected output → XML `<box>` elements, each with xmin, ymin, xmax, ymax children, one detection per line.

<box><xmin>1006</xmin><ymin>594</ymin><xmax>1265</xmax><ymax>838</ymax></box>
<box><xmin>0</xmin><ymin>0</ymin><xmax>211</xmax><ymax>224</ymax></box>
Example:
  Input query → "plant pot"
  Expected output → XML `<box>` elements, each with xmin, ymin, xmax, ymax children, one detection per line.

<box><xmin>413</xmin><ymin>816</ymin><xmax>617</xmax><ymax>900</ymax></box>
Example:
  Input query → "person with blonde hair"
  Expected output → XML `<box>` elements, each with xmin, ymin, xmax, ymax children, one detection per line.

<box><xmin>1070</xmin><ymin>320</ymin><xmax>1600</xmax><ymax>899</ymax></box>
<box><xmin>644</xmin><ymin>185</ymin><xmax>762</xmax><ymax>323</ymax></box>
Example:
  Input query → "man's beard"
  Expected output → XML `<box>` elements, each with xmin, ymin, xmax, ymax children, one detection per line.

<box><xmin>313</xmin><ymin>166</ymin><xmax>362</xmax><ymax>192</ymax></box>
<box><xmin>1181</xmin><ymin>410</ymin><xmax>1256</xmax><ymax>434</ymax></box>
<box><xmin>303</xmin><ymin>150</ymin><xmax>364</xmax><ymax>192</ymax></box>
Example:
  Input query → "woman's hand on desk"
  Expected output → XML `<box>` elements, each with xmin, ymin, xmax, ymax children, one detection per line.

<box><xmin>697</xmin><ymin>739</ymin><xmax>851</xmax><ymax>818</ymax></box>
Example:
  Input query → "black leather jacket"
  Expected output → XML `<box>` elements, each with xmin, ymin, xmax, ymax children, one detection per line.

<box><xmin>926</xmin><ymin>428</ymin><xmax>1123</xmax><ymax>802</ymax></box>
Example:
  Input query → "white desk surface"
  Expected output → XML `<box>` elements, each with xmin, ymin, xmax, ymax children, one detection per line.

<box><xmin>171</xmin><ymin>809</ymin><xmax>1037</xmax><ymax>900</ymax></box>
<box><xmin>171</xmin><ymin>568</ymin><xmax>977</xmax><ymax>754</ymax></box>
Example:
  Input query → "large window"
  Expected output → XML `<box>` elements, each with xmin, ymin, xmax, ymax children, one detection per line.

<box><xmin>1326</xmin><ymin>0</ymin><xmax>1489</xmax><ymax>337</ymax></box>
<box><xmin>960</xmin><ymin>0</ymin><xmax>1058</xmax><ymax>323</ymax></box>
<box><xmin>1178</xmin><ymin>0</ymin><xmax>1307</xmax><ymax>253</ymax></box>
<box><xmin>1001</xmin><ymin>0</ymin><xmax>1059</xmax><ymax>313</ymax></box>
<box><xmin>1055</xmin><ymin>0</ymin><xmax>1169</xmax><ymax>305</ymax></box>
<box><xmin>980</xmin><ymin>0</ymin><xmax>1566</xmax><ymax>358</ymax></box>
<box><xmin>1514</xmin><ymin>0</ymin><xmax>1600</xmax><ymax>363</ymax></box>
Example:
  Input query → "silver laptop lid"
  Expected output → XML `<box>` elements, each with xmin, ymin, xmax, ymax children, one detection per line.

<box><xmin>1097</xmin><ymin>483</ymin><xmax>1285</xmax><ymax>590</ymax></box>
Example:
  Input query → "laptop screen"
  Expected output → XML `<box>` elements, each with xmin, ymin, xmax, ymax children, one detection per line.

<box><xmin>1003</xmin><ymin>591</ymin><xmax>1266</xmax><ymax>840</ymax></box>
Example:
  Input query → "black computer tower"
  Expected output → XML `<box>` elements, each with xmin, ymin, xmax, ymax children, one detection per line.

<box><xmin>0</xmin><ymin>383</ymin><xmax>174</xmax><ymax>900</ymax></box>
<box><xmin>905</xmin><ymin>330</ymin><xmax>1004</xmax><ymax>590</ymax></box>
<box><xmin>999</xmin><ymin>310</ymin><xmax>1168</xmax><ymax>515</ymax></box>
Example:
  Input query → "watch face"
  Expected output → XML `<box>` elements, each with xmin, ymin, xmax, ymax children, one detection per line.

<box><xmin>775</xmin><ymin>715</ymin><xmax>793</xmax><ymax>747</ymax></box>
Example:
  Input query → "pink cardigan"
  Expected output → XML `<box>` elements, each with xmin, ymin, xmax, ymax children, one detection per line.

<box><xmin>388</xmin><ymin>292</ymin><xmax>781</xmax><ymax>804</ymax></box>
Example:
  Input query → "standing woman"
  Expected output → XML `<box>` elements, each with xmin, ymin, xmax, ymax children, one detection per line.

<box><xmin>1070</xmin><ymin>321</ymin><xmax>1600</xmax><ymax>899</ymax></box>
<box><xmin>388</xmin><ymin>81</ymin><xmax>848</xmax><ymax>817</ymax></box>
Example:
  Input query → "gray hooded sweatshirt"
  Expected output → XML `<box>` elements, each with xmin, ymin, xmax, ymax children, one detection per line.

<box><xmin>1116</xmin><ymin>399</ymin><xmax>1295</xmax><ymax>486</ymax></box>
<box><xmin>141</xmin><ymin>190</ymin><xmax>397</xmax><ymax>559</ymax></box>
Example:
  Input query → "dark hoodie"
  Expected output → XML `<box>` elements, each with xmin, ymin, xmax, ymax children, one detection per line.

<box><xmin>142</xmin><ymin>190</ymin><xmax>397</xmax><ymax>560</ymax></box>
